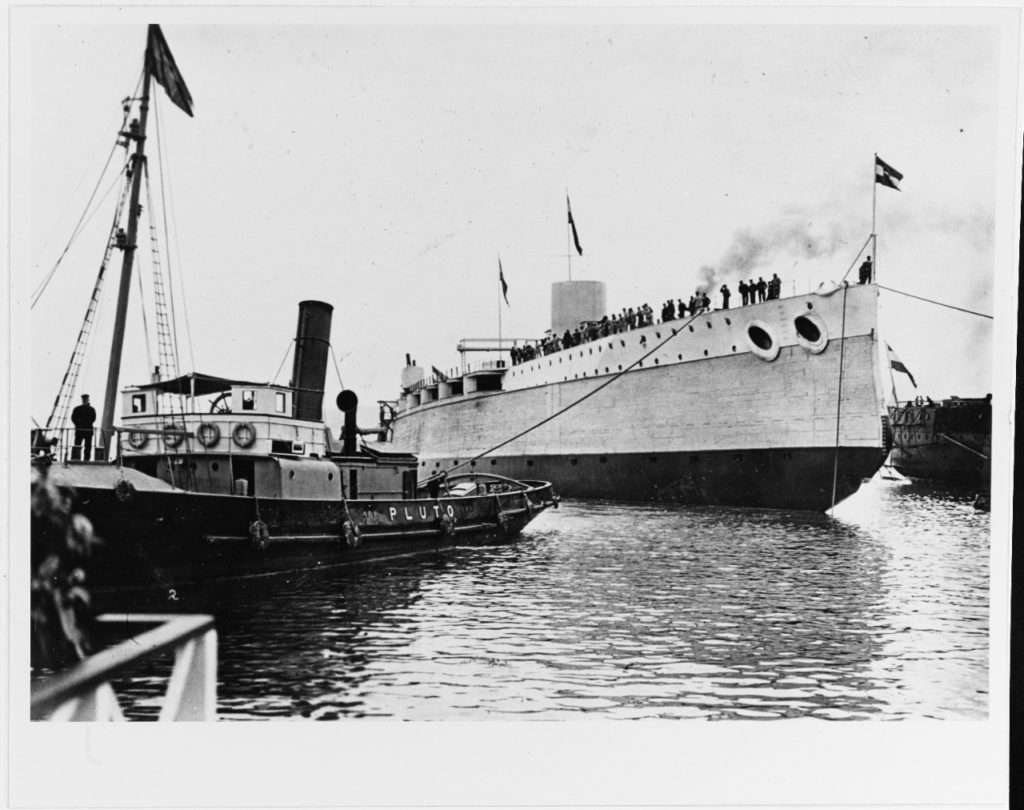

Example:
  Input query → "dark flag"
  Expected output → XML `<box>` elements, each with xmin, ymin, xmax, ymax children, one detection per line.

<box><xmin>499</xmin><ymin>258</ymin><xmax>509</xmax><ymax>306</ymax></box>
<box><xmin>148</xmin><ymin>25</ymin><xmax>194</xmax><ymax>117</ymax></box>
<box><xmin>875</xmin><ymin>155</ymin><xmax>903</xmax><ymax>191</ymax></box>
<box><xmin>567</xmin><ymin>196</ymin><xmax>583</xmax><ymax>255</ymax></box>
<box><xmin>887</xmin><ymin>343</ymin><xmax>917</xmax><ymax>388</ymax></box>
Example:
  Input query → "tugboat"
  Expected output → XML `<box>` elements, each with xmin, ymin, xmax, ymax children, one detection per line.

<box><xmin>31</xmin><ymin>26</ymin><xmax>555</xmax><ymax>602</ymax></box>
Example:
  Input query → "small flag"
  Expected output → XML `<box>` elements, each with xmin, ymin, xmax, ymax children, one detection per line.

<box><xmin>887</xmin><ymin>343</ymin><xmax>917</xmax><ymax>388</ymax></box>
<box><xmin>148</xmin><ymin>25</ymin><xmax>194</xmax><ymax>117</ymax></box>
<box><xmin>499</xmin><ymin>258</ymin><xmax>509</xmax><ymax>306</ymax></box>
<box><xmin>875</xmin><ymin>155</ymin><xmax>903</xmax><ymax>191</ymax></box>
<box><xmin>431</xmin><ymin>366</ymin><xmax>448</xmax><ymax>382</ymax></box>
<box><xmin>567</xmin><ymin>196</ymin><xmax>583</xmax><ymax>255</ymax></box>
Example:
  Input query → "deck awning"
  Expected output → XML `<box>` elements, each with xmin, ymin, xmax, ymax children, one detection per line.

<box><xmin>131</xmin><ymin>372</ymin><xmax>271</xmax><ymax>397</ymax></box>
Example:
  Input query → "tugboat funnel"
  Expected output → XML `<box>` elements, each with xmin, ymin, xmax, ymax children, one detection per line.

<box><xmin>291</xmin><ymin>300</ymin><xmax>334</xmax><ymax>422</ymax></box>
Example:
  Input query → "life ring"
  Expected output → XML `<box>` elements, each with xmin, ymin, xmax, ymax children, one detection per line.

<box><xmin>342</xmin><ymin>519</ymin><xmax>361</xmax><ymax>549</ymax></box>
<box><xmin>114</xmin><ymin>478</ymin><xmax>136</xmax><ymax>503</ymax></box>
<box><xmin>438</xmin><ymin>513</ymin><xmax>457</xmax><ymax>539</ymax></box>
<box><xmin>163</xmin><ymin>424</ymin><xmax>186</xmax><ymax>448</ymax></box>
<box><xmin>233</xmin><ymin>422</ymin><xmax>256</xmax><ymax>448</ymax></box>
<box><xmin>197</xmin><ymin>421</ymin><xmax>221</xmax><ymax>448</ymax></box>
<box><xmin>249</xmin><ymin>519</ymin><xmax>270</xmax><ymax>551</ymax></box>
<box><xmin>127</xmin><ymin>431</ymin><xmax>149</xmax><ymax>449</ymax></box>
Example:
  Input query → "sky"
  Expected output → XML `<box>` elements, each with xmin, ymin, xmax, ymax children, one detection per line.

<box><xmin>12</xmin><ymin>6</ymin><xmax>1018</xmax><ymax>434</ymax></box>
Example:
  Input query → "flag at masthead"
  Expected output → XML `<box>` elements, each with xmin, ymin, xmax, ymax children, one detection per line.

<box><xmin>147</xmin><ymin>25</ymin><xmax>194</xmax><ymax>117</ymax></box>
<box><xmin>567</xmin><ymin>196</ymin><xmax>583</xmax><ymax>255</ymax></box>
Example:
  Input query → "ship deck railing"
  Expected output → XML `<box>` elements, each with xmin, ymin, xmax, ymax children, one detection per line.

<box><xmin>31</xmin><ymin>613</ymin><xmax>217</xmax><ymax>721</ymax></box>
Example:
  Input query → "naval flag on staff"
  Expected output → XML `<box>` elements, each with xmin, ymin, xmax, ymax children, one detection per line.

<box><xmin>147</xmin><ymin>25</ymin><xmax>194</xmax><ymax>117</ymax></box>
<box><xmin>875</xmin><ymin>155</ymin><xmax>903</xmax><ymax>191</ymax></box>
<box><xmin>499</xmin><ymin>258</ymin><xmax>509</xmax><ymax>306</ymax></box>
<box><xmin>567</xmin><ymin>196</ymin><xmax>583</xmax><ymax>255</ymax></box>
<box><xmin>887</xmin><ymin>344</ymin><xmax>917</xmax><ymax>388</ymax></box>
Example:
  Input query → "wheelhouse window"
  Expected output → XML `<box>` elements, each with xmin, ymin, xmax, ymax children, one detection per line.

<box><xmin>242</xmin><ymin>390</ymin><xmax>256</xmax><ymax>411</ymax></box>
<box><xmin>131</xmin><ymin>394</ymin><xmax>147</xmax><ymax>413</ymax></box>
<box><xmin>275</xmin><ymin>392</ymin><xmax>286</xmax><ymax>413</ymax></box>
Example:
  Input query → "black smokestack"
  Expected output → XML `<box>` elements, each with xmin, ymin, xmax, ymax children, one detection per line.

<box><xmin>291</xmin><ymin>301</ymin><xmax>334</xmax><ymax>422</ymax></box>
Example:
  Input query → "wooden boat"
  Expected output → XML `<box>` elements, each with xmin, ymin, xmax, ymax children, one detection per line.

<box><xmin>32</xmin><ymin>26</ymin><xmax>555</xmax><ymax>604</ymax></box>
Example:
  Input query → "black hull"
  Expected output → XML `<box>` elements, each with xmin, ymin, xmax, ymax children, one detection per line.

<box><xmin>889</xmin><ymin>447</ymin><xmax>990</xmax><ymax>488</ymax></box>
<box><xmin>436</xmin><ymin>446</ymin><xmax>885</xmax><ymax>511</ymax></box>
<box><xmin>50</xmin><ymin>479</ymin><xmax>554</xmax><ymax>607</ymax></box>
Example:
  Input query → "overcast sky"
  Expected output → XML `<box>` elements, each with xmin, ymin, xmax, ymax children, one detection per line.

<box><xmin>12</xmin><ymin>6</ymin><xmax>1018</xmax><ymax>432</ymax></box>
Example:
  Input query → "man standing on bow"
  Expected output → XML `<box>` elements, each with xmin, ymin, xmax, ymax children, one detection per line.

<box><xmin>71</xmin><ymin>394</ymin><xmax>97</xmax><ymax>461</ymax></box>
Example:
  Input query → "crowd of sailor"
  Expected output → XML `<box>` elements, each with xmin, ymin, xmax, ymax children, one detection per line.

<box><xmin>509</xmin><ymin>273</ymin><xmax>784</xmax><ymax>367</ymax></box>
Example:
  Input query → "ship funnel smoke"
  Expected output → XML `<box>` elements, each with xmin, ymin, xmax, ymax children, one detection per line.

<box><xmin>291</xmin><ymin>300</ymin><xmax>334</xmax><ymax>422</ymax></box>
<box><xmin>695</xmin><ymin>221</ymin><xmax>847</xmax><ymax>293</ymax></box>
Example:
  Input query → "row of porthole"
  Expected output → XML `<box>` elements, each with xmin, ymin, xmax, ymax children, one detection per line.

<box><xmin>127</xmin><ymin>421</ymin><xmax>257</xmax><ymax>451</ymax></box>
<box><xmin>514</xmin><ymin>311</ymin><xmax>829</xmax><ymax>376</ymax></box>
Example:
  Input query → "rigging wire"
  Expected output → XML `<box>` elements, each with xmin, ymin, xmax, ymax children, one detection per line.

<box><xmin>154</xmin><ymin>92</ymin><xmax>197</xmax><ymax>374</ymax></box>
<box><xmin>31</xmin><ymin>70</ymin><xmax>142</xmax><ymax>276</ymax></box>
<box><xmin>31</xmin><ymin>161</ymin><xmax>131</xmax><ymax>308</ymax></box>
<box><xmin>153</xmin><ymin>92</ymin><xmax>185</xmax><ymax>374</ymax></box>
<box><xmin>329</xmin><ymin>344</ymin><xmax>346</xmax><ymax>393</ymax></box>
<box><xmin>877</xmin><ymin>284</ymin><xmax>993</xmax><ymax>320</ymax></box>
<box><xmin>133</xmin><ymin>241</ymin><xmax>155</xmax><ymax>376</ymax></box>
<box><xmin>271</xmin><ymin>339</ymin><xmax>295</xmax><ymax>385</ymax></box>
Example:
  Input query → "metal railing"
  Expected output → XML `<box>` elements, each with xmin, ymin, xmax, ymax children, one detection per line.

<box><xmin>31</xmin><ymin>614</ymin><xmax>217</xmax><ymax>721</ymax></box>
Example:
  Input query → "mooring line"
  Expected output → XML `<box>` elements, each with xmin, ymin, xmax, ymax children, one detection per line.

<box><xmin>440</xmin><ymin>309</ymin><xmax>709</xmax><ymax>475</ymax></box>
<box><xmin>829</xmin><ymin>282</ymin><xmax>850</xmax><ymax>518</ymax></box>
<box><xmin>877</xmin><ymin>284</ymin><xmax>993</xmax><ymax>320</ymax></box>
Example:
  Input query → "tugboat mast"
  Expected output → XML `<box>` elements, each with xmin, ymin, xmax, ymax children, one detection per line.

<box><xmin>99</xmin><ymin>42</ymin><xmax>153</xmax><ymax>453</ymax></box>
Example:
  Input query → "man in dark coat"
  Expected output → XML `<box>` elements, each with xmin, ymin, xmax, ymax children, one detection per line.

<box><xmin>739</xmin><ymin>279</ymin><xmax>749</xmax><ymax>306</ymax></box>
<box><xmin>757</xmin><ymin>277</ymin><xmax>767</xmax><ymax>302</ymax></box>
<box><xmin>71</xmin><ymin>394</ymin><xmax>97</xmax><ymax>460</ymax></box>
<box><xmin>720</xmin><ymin>284</ymin><xmax>731</xmax><ymax>309</ymax></box>
<box><xmin>858</xmin><ymin>255</ymin><xmax>873</xmax><ymax>284</ymax></box>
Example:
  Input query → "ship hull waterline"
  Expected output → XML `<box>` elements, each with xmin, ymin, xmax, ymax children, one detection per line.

<box><xmin>411</xmin><ymin>446</ymin><xmax>884</xmax><ymax>511</ymax></box>
<box><xmin>41</xmin><ymin>466</ymin><xmax>555</xmax><ymax>601</ymax></box>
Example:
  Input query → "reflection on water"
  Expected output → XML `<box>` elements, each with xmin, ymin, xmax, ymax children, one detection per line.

<box><xmin>110</xmin><ymin>476</ymin><xmax>989</xmax><ymax>720</ymax></box>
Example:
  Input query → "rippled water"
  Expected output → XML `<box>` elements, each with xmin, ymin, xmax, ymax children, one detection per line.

<box><xmin>107</xmin><ymin>475</ymin><xmax>990</xmax><ymax>720</ymax></box>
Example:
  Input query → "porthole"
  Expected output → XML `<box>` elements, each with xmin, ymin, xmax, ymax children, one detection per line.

<box><xmin>703</xmin><ymin>349</ymin><xmax>709</xmax><ymax>356</ymax></box>
<box><xmin>211</xmin><ymin>462</ymin><xmax>220</xmax><ymax>472</ymax></box>
<box><xmin>289</xmin><ymin>470</ymin><xmax>296</xmax><ymax>479</ymax></box>
<box><xmin>732</xmin><ymin>345</ymin><xmax>737</xmax><ymax>352</ymax></box>
<box><xmin>806</xmin><ymin>301</ymin><xmax>814</xmax><ymax>310</ymax></box>
<box><xmin>725</xmin><ymin>318</ymin><xmax>731</xmax><ymax>326</ymax></box>
<box><xmin>706</xmin><ymin>321</ymin><xmax>712</xmax><ymax>329</ymax></box>
<box><xmin>794</xmin><ymin>313</ymin><xmax>829</xmax><ymax>354</ymax></box>
<box><xmin>329</xmin><ymin>472</ymin><xmax>334</xmax><ymax>480</ymax></box>
<box><xmin>654</xmin><ymin>358</ymin><xmax>659</xmax><ymax>364</ymax></box>
<box><xmin>678</xmin><ymin>354</ymin><xmax>683</xmax><ymax>361</ymax></box>
<box><xmin>490</xmin><ymin>459</ymin><xmax>497</xmax><ymax>466</ymax></box>
<box><xmin>745</xmin><ymin>320</ymin><xmax>781</xmax><ymax>361</ymax></box>
<box><xmin>656</xmin><ymin>332</ymin><xmax>661</xmax><ymax>339</ymax></box>
<box><xmin>688</xmin><ymin>325</ymin><xmax>694</xmax><ymax>333</ymax></box>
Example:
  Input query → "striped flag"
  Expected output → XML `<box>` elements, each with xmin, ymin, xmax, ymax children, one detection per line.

<box><xmin>499</xmin><ymin>258</ymin><xmax>509</xmax><ymax>306</ymax></box>
<box><xmin>567</xmin><ymin>196</ymin><xmax>583</xmax><ymax>255</ymax></box>
<box><xmin>875</xmin><ymin>155</ymin><xmax>903</xmax><ymax>191</ymax></box>
<box><xmin>148</xmin><ymin>25</ymin><xmax>194</xmax><ymax>117</ymax></box>
<box><xmin>887</xmin><ymin>343</ymin><xmax>917</xmax><ymax>387</ymax></box>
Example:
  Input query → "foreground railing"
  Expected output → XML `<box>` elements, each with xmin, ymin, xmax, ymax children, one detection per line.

<box><xmin>31</xmin><ymin>614</ymin><xmax>217</xmax><ymax>721</ymax></box>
